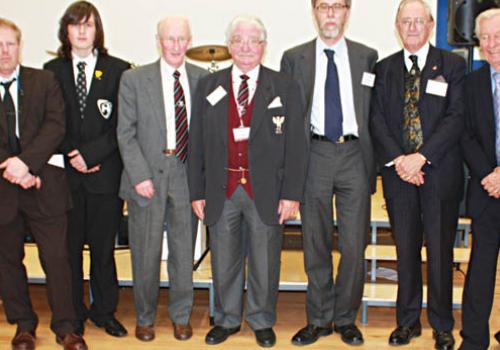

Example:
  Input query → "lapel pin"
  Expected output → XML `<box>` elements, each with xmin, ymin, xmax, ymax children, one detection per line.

<box><xmin>432</xmin><ymin>65</ymin><xmax>438</xmax><ymax>71</ymax></box>
<box><xmin>272</xmin><ymin>116</ymin><xmax>285</xmax><ymax>134</ymax></box>
<box><xmin>95</xmin><ymin>70</ymin><xmax>103</xmax><ymax>80</ymax></box>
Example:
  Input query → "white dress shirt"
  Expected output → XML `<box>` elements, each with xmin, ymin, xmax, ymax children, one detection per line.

<box><xmin>231</xmin><ymin>64</ymin><xmax>260</xmax><ymax>118</ymax></box>
<box><xmin>311</xmin><ymin>37</ymin><xmax>358</xmax><ymax>137</ymax></box>
<box><xmin>160</xmin><ymin>59</ymin><xmax>192</xmax><ymax>150</ymax></box>
<box><xmin>72</xmin><ymin>50</ymin><xmax>98</xmax><ymax>93</ymax></box>
<box><xmin>0</xmin><ymin>65</ymin><xmax>20</xmax><ymax>137</ymax></box>
<box><xmin>403</xmin><ymin>42</ymin><xmax>430</xmax><ymax>73</ymax></box>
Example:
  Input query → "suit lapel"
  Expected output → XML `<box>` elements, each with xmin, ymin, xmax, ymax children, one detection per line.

<box><xmin>18</xmin><ymin>66</ymin><xmax>30</xmax><ymax>137</ymax></box>
<box><xmin>146</xmin><ymin>61</ymin><xmax>167</xmax><ymax>136</ymax></box>
<box><xmin>477</xmin><ymin>64</ymin><xmax>496</xmax><ymax>162</ymax></box>
<box><xmin>186</xmin><ymin>63</ymin><xmax>200</xmax><ymax>102</ymax></box>
<box><xmin>346</xmin><ymin>39</ymin><xmax>365</xmax><ymax>130</ymax></box>
<box><xmin>249</xmin><ymin>66</ymin><xmax>273</xmax><ymax>143</ymax></box>
<box><xmin>212</xmin><ymin>68</ymin><xmax>231</xmax><ymax>147</ymax></box>
<box><xmin>419</xmin><ymin>45</ymin><xmax>442</xmax><ymax>121</ymax></box>
<box><xmin>86</xmin><ymin>54</ymin><xmax>107</xmax><ymax>109</ymax></box>
<box><xmin>300</xmin><ymin>40</ymin><xmax>316</xmax><ymax>118</ymax></box>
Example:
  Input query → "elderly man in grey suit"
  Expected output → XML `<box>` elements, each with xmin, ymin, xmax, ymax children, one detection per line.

<box><xmin>188</xmin><ymin>15</ymin><xmax>307</xmax><ymax>348</ymax></box>
<box><xmin>117</xmin><ymin>16</ymin><xmax>207</xmax><ymax>342</ymax></box>
<box><xmin>281</xmin><ymin>0</ymin><xmax>378</xmax><ymax>346</ymax></box>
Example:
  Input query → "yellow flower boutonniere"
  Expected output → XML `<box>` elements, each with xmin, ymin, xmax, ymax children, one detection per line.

<box><xmin>95</xmin><ymin>70</ymin><xmax>103</xmax><ymax>80</ymax></box>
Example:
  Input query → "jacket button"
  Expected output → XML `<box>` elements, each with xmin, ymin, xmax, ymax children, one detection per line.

<box><xmin>159</xmin><ymin>170</ymin><xmax>164</xmax><ymax>174</ymax></box>
<box><xmin>222</xmin><ymin>185</ymin><xmax>226</xmax><ymax>189</ymax></box>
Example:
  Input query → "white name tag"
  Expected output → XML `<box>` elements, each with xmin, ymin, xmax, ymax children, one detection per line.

<box><xmin>206</xmin><ymin>86</ymin><xmax>227</xmax><ymax>106</ymax></box>
<box><xmin>361</xmin><ymin>72</ymin><xmax>376</xmax><ymax>87</ymax></box>
<box><xmin>233</xmin><ymin>127</ymin><xmax>250</xmax><ymax>142</ymax></box>
<box><xmin>47</xmin><ymin>154</ymin><xmax>65</xmax><ymax>168</ymax></box>
<box><xmin>426</xmin><ymin>79</ymin><xmax>448</xmax><ymax>97</ymax></box>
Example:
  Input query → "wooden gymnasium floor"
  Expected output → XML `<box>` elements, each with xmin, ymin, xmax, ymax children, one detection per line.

<box><xmin>0</xmin><ymin>245</ymin><xmax>499</xmax><ymax>349</ymax></box>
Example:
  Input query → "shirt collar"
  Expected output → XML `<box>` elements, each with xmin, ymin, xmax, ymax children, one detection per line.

<box><xmin>232</xmin><ymin>64</ymin><xmax>260</xmax><ymax>82</ymax></box>
<box><xmin>0</xmin><ymin>65</ymin><xmax>19</xmax><ymax>83</ymax></box>
<box><xmin>403</xmin><ymin>42</ymin><xmax>430</xmax><ymax>71</ymax></box>
<box><xmin>160</xmin><ymin>58</ymin><xmax>187</xmax><ymax>79</ymax></box>
<box><xmin>72</xmin><ymin>49</ymin><xmax>97</xmax><ymax>65</ymax></box>
<box><xmin>316</xmin><ymin>36</ymin><xmax>347</xmax><ymax>59</ymax></box>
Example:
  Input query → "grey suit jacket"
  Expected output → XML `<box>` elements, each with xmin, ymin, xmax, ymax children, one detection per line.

<box><xmin>117</xmin><ymin>60</ymin><xmax>208</xmax><ymax>206</ymax></box>
<box><xmin>280</xmin><ymin>38</ymin><xmax>378</xmax><ymax>193</ymax></box>
<box><xmin>187</xmin><ymin>65</ymin><xmax>308</xmax><ymax>226</ymax></box>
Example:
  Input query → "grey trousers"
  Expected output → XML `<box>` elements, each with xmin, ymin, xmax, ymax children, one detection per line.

<box><xmin>301</xmin><ymin>139</ymin><xmax>370</xmax><ymax>327</ymax></box>
<box><xmin>209</xmin><ymin>186</ymin><xmax>283</xmax><ymax>330</ymax></box>
<box><xmin>128</xmin><ymin>157</ymin><xmax>196</xmax><ymax>326</ymax></box>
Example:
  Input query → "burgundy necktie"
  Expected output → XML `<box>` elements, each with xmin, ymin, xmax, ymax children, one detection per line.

<box><xmin>237</xmin><ymin>74</ymin><xmax>250</xmax><ymax>117</ymax></box>
<box><xmin>173</xmin><ymin>70</ymin><xmax>188</xmax><ymax>162</ymax></box>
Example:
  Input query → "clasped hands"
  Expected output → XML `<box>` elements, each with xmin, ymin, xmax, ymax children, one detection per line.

<box><xmin>394</xmin><ymin>153</ymin><xmax>427</xmax><ymax>186</ymax></box>
<box><xmin>0</xmin><ymin>157</ymin><xmax>41</xmax><ymax>189</ymax></box>
<box><xmin>481</xmin><ymin>167</ymin><xmax>500</xmax><ymax>198</ymax></box>
<box><xmin>68</xmin><ymin>149</ymin><xmax>100</xmax><ymax>174</ymax></box>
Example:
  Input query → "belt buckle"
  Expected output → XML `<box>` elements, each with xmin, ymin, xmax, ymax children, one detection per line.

<box><xmin>336</xmin><ymin>136</ymin><xmax>345</xmax><ymax>144</ymax></box>
<box><xmin>163</xmin><ymin>149</ymin><xmax>176</xmax><ymax>156</ymax></box>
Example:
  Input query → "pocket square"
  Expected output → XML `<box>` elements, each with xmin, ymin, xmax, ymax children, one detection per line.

<box><xmin>268</xmin><ymin>96</ymin><xmax>283</xmax><ymax>109</ymax></box>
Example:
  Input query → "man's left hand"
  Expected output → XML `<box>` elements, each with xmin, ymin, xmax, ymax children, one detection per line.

<box><xmin>278</xmin><ymin>199</ymin><xmax>300</xmax><ymax>225</ymax></box>
<box><xmin>0</xmin><ymin>157</ymin><xmax>30</xmax><ymax>184</ymax></box>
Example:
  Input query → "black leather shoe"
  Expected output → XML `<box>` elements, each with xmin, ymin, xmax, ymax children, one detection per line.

<box><xmin>92</xmin><ymin>318</ymin><xmax>128</xmax><ymax>337</ymax></box>
<box><xmin>334</xmin><ymin>324</ymin><xmax>364</xmax><ymax>346</ymax></box>
<box><xmin>389</xmin><ymin>324</ymin><xmax>422</xmax><ymax>345</ymax></box>
<box><xmin>291</xmin><ymin>324</ymin><xmax>333</xmax><ymax>345</ymax></box>
<box><xmin>433</xmin><ymin>331</ymin><xmax>455</xmax><ymax>350</ymax></box>
<box><xmin>205</xmin><ymin>325</ymin><xmax>241</xmax><ymax>345</ymax></box>
<box><xmin>255</xmin><ymin>328</ymin><xmax>276</xmax><ymax>348</ymax></box>
<box><xmin>495</xmin><ymin>331</ymin><xmax>500</xmax><ymax>344</ymax></box>
<box><xmin>74</xmin><ymin>320</ymin><xmax>85</xmax><ymax>336</ymax></box>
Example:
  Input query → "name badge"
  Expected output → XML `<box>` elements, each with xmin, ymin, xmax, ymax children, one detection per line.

<box><xmin>426</xmin><ymin>79</ymin><xmax>448</xmax><ymax>97</ymax></box>
<box><xmin>361</xmin><ymin>72</ymin><xmax>376</xmax><ymax>87</ymax></box>
<box><xmin>233</xmin><ymin>126</ymin><xmax>250</xmax><ymax>142</ymax></box>
<box><xmin>206</xmin><ymin>86</ymin><xmax>227</xmax><ymax>106</ymax></box>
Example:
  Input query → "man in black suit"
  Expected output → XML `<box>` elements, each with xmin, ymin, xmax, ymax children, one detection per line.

<box><xmin>459</xmin><ymin>8</ymin><xmax>500</xmax><ymax>350</ymax></box>
<box><xmin>0</xmin><ymin>17</ymin><xmax>88</xmax><ymax>350</ymax></box>
<box><xmin>370</xmin><ymin>1</ymin><xmax>465</xmax><ymax>349</ymax></box>
<box><xmin>281</xmin><ymin>0</ymin><xmax>378</xmax><ymax>346</ymax></box>
<box><xmin>44</xmin><ymin>1</ymin><xmax>130</xmax><ymax>337</ymax></box>
<box><xmin>188</xmin><ymin>15</ymin><xmax>307</xmax><ymax>348</ymax></box>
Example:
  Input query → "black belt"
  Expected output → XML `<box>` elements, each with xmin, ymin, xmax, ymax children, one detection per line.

<box><xmin>311</xmin><ymin>133</ymin><xmax>358</xmax><ymax>143</ymax></box>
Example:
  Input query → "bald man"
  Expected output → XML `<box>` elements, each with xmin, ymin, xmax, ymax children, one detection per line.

<box><xmin>117</xmin><ymin>16</ymin><xmax>207</xmax><ymax>342</ymax></box>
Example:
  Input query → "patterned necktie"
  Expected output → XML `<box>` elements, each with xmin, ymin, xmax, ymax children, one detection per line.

<box><xmin>1</xmin><ymin>79</ymin><xmax>21</xmax><ymax>155</ymax></box>
<box><xmin>237</xmin><ymin>74</ymin><xmax>250</xmax><ymax>118</ymax></box>
<box><xmin>324</xmin><ymin>49</ymin><xmax>343</xmax><ymax>142</ymax></box>
<box><xmin>76</xmin><ymin>61</ymin><xmax>87</xmax><ymax>117</ymax></box>
<box><xmin>494</xmin><ymin>72</ymin><xmax>500</xmax><ymax>166</ymax></box>
<box><xmin>402</xmin><ymin>54</ymin><xmax>424</xmax><ymax>153</ymax></box>
<box><xmin>173</xmin><ymin>70</ymin><xmax>188</xmax><ymax>162</ymax></box>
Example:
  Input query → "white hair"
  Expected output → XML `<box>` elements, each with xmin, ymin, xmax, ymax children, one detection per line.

<box><xmin>475</xmin><ymin>8</ymin><xmax>500</xmax><ymax>38</ymax></box>
<box><xmin>396</xmin><ymin>0</ymin><xmax>434</xmax><ymax>22</ymax></box>
<box><xmin>225</xmin><ymin>15</ymin><xmax>267</xmax><ymax>44</ymax></box>
<box><xmin>156</xmin><ymin>16</ymin><xmax>191</xmax><ymax>38</ymax></box>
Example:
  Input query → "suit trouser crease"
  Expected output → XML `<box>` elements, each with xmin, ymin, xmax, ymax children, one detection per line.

<box><xmin>210</xmin><ymin>186</ymin><xmax>282</xmax><ymax>330</ymax></box>
<box><xmin>301</xmin><ymin>140</ymin><xmax>370</xmax><ymax>327</ymax></box>
<box><xmin>128</xmin><ymin>157</ymin><xmax>194</xmax><ymax>326</ymax></box>
<box><xmin>67</xmin><ymin>187</ymin><xmax>122</xmax><ymax>322</ymax></box>
<box><xmin>0</xmin><ymin>189</ymin><xmax>75</xmax><ymax>336</ymax></box>
<box><xmin>386</xmin><ymin>182</ymin><xmax>458</xmax><ymax>331</ymax></box>
<box><xmin>460</xmin><ymin>201</ymin><xmax>500</xmax><ymax>350</ymax></box>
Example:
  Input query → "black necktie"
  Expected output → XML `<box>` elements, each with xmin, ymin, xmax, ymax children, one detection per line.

<box><xmin>76</xmin><ymin>61</ymin><xmax>87</xmax><ymax>117</ymax></box>
<box><xmin>402</xmin><ymin>54</ymin><xmax>423</xmax><ymax>153</ymax></box>
<box><xmin>324</xmin><ymin>49</ymin><xmax>343</xmax><ymax>142</ymax></box>
<box><xmin>1</xmin><ymin>79</ymin><xmax>21</xmax><ymax>155</ymax></box>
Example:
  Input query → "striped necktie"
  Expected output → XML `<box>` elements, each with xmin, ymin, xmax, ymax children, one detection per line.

<box><xmin>173</xmin><ymin>70</ymin><xmax>188</xmax><ymax>162</ymax></box>
<box><xmin>237</xmin><ymin>74</ymin><xmax>250</xmax><ymax>118</ymax></box>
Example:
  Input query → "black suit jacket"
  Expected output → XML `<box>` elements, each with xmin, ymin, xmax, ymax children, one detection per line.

<box><xmin>188</xmin><ymin>65</ymin><xmax>308</xmax><ymax>225</ymax></box>
<box><xmin>370</xmin><ymin>45</ymin><xmax>465</xmax><ymax>201</ymax></box>
<box><xmin>0</xmin><ymin>66</ymin><xmax>71</xmax><ymax>224</ymax></box>
<box><xmin>461</xmin><ymin>63</ymin><xmax>499</xmax><ymax>218</ymax></box>
<box><xmin>44</xmin><ymin>54</ymin><xmax>130</xmax><ymax>194</ymax></box>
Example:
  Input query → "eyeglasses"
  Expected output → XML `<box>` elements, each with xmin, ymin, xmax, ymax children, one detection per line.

<box><xmin>230</xmin><ymin>36</ymin><xmax>264</xmax><ymax>48</ymax></box>
<box><xmin>315</xmin><ymin>3</ymin><xmax>349</xmax><ymax>13</ymax></box>
<box><xmin>398</xmin><ymin>18</ymin><xmax>429</xmax><ymax>28</ymax></box>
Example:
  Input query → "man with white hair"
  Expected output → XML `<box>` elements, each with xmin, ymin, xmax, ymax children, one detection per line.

<box><xmin>188</xmin><ymin>15</ymin><xmax>307</xmax><ymax>347</ymax></box>
<box><xmin>459</xmin><ymin>8</ymin><xmax>500</xmax><ymax>350</ymax></box>
<box><xmin>117</xmin><ymin>16</ymin><xmax>207</xmax><ymax>342</ymax></box>
<box><xmin>370</xmin><ymin>0</ymin><xmax>465</xmax><ymax>349</ymax></box>
<box><xmin>281</xmin><ymin>0</ymin><xmax>378</xmax><ymax>345</ymax></box>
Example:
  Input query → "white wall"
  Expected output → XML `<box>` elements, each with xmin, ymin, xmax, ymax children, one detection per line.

<box><xmin>3</xmin><ymin>0</ymin><xmax>437</xmax><ymax>70</ymax></box>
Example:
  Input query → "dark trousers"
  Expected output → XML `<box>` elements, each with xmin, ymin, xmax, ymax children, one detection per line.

<box><xmin>209</xmin><ymin>186</ymin><xmax>283</xmax><ymax>330</ymax></box>
<box><xmin>460</xmin><ymin>200</ymin><xmax>500</xmax><ymax>350</ymax></box>
<box><xmin>386</xmin><ymin>183</ymin><xmax>459</xmax><ymax>332</ymax></box>
<box><xmin>0</xmin><ymin>189</ymin><xmax>76</xmax><ymax>336</ymax></box>
<box><xmin>67</xmin><ymin>186</ymin><xmax>122</xmax><ymax>323</ymax></box>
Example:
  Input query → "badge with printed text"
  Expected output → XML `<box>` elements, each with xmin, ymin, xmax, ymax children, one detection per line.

<box><xmin>97</xmin><ymin>99</ymin><xmax>112</xmax><ymax>119</ymax></box>
<box><xmin>272</xmin><ymin>116</ymin><xmax>285</xmax><ymax>134</ymax></box>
